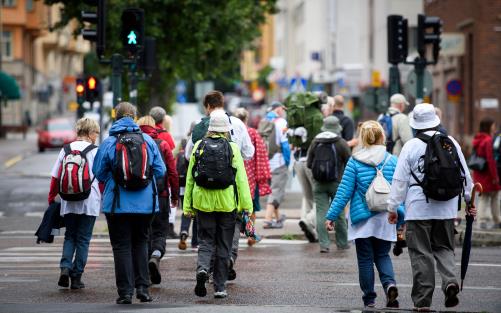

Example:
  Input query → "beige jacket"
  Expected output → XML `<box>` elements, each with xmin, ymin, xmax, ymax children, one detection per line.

<box><xmin>388</xmin><ymin>107</ymin><xmax>413</xmax><ymax>156</ymax></box>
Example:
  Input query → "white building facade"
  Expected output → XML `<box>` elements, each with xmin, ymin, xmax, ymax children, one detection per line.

<box><xmin>273</xmin><ymin>0</ymin><xmax>422</xmax><ymax>108</ymax></box>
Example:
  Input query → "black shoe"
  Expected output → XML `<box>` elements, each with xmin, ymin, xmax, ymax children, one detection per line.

<box><xmin>166</xmin><ymin>223</ymin><xmax>179</xmax><ymax>239</ymax></box>
<box><xmin>386</xmin><ymin>285</ymin><xmax>399</xmax><ymax>308</ymax></box>
<box><xmin>445</xmin><ymin>283</ymin><xmax>459</xmax><ymax>308</ymax></box>
<box><xmin>228</xmin><ymin>258</ymin><xmax>236</xmax><ymax>281</ymax></box>
<box><xmin>70</xmin><ymin>275</ymin><xmax>85</xmax><ymax>289</ymax></box>
<box><xmin>299</xmin><ymin>221</ymin><xmax>317</xmax><ymax>243</ymax></box>
<box><xmin>194</xmin><ymin>270</ymin><xmax>208</xmax><ymax>297</ymax></box>
<box><xmin>116</xmin><ymin>295</ymin><xmax>132</xmax><ymax>304</ymax></box>
<box><xmin>58</xmin><ymin>268</ymin><xmax>70</xmax><ymax>288</ymax></box>
<box><xmin>148</xmin><ymin>256</ymin><xmax>161</xmax><ymax>285</ymax></box>
<box><xmin>136</xmin><ymin>287</ymin><xmax>152</xmax><ymax>302</ymax></box>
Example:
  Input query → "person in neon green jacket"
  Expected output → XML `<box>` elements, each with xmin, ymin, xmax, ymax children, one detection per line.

<box><xmin>183</xmin><ymin>110</ymin><xmax>252</xmax><ymax>299</ymax></box>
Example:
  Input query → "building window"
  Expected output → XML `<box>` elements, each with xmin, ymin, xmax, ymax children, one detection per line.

<box><xmin>2</xmin><ymin>0</ymin><xmax>16</xmax><ymax>7</ymax></box>
<box><xmin>1</xmin><ymin>31</ymin><xmax>13</xmax><ymax>60</ymax></box>
<box><xmin>26</xmin><ymin>0</ymin><xmax>33</xmax><ymax>11</ymax></box>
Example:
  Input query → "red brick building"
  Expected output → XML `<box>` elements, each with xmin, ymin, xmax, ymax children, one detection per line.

<box><xmin>425</xmin><ymin>0</ymin><xmax>501</xmax><ymax>141</ymax></box>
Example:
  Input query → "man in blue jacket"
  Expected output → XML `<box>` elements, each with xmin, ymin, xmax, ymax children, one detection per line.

<box><xmin>93</xmin><ymin>102</ymin><xmax>166</xmax><ymax>304</ymax></box>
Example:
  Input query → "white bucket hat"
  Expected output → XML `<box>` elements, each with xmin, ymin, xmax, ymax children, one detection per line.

<box><xmin>409</xmin><ymin>103</ymin><xmax>441</xmax><ymax>130</ymax></box>
<box><xmin>208</xmin><ymin>110</ymin><xmax>231</xmax><ymax>133</ymax></box>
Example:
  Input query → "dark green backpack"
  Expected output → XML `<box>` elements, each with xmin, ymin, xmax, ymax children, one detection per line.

<box><xmin>284</xmin><ymin>92</ymin><xmax>324</xmax><ymax>150</ymax></box>
<box><xmin>191</xmin><ymin>116</ymin><xmax>210</xmax><ymax>144</ymax></box>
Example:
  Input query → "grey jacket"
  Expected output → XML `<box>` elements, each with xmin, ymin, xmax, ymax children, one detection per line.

<box><xmin>387</xmin><ymin>107</ymin><xmax>413</xmax><ymax>156</ymax></box>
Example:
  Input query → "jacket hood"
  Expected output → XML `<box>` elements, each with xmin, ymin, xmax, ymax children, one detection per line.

<box><xmin>353</xmin><ymin>145</ymin><xmax>387</xmax><ymax>166</ymax></box>
<box><xmin>139</xmin><ymin>125</ymin><xmax>158</xmax><ymax>138</ymax></box>
<box><xmin>473</xmin><ymin>132</ymin><xmax>491</xmax><ymax>149</ymax></box>
<box><xmin>314</xmin><ymin>131</ymin><xmax>340</xmax><ymax>143</ymax></box>
<box><xmin>109</xmin><ymin>117</ymin><xmax>140</xmax><ymax>136</ymax></box>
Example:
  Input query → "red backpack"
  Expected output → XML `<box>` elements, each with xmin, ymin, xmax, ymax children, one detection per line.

<box><xmin>113</xmin><ymin>132</ymin><xmax>152</xmax><ymax>190</ymax></box>
<box><xmin>58</xmin><ymin>143</ymin><xmax>97</xmax><ymax>201</ymax></box>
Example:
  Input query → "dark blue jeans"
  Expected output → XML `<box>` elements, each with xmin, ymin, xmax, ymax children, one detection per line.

<box><xmin>60</xmin><ymin>214</ymin><xmax>96</xmax><ymax>277</ymax></box>
<box><xmin>355</xmin><ymin>237</ymin><xmax>396</xmax><ymax>306</ymax></box>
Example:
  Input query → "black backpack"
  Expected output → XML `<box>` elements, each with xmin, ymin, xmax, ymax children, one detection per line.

<box><xmin>192</xmin><ymin>137</ymin><xmax>236</xmax><ymax>190</ymax></box>
<box><xmin>153</xmin><ymin>139</ymin><xmax>168</xmax><ymax>195</ymax></box>
<box><xmin>311</xmin><ymin>142</ymin><xmax>338</xmax><ymax>182</ymax></box>
<box><xmin>113</xmin><ymin>132</ymin><xmax>152</xmax><ymax>190</ymax></box>
<box><xmin>410</xmin><ymin>132</ymin><xmax>465</xmax><ymax>202</ymax></box>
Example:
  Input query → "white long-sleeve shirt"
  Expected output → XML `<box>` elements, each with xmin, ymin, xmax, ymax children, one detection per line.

<box><xmin>185</xmin><ymin>113</ymin><xmax>255</xmax><ymax>161</ymax></box>
<box><xmin>387</xmin><ymin>131</ymin><xmax>472</xmax><ymax>221</ymax></box>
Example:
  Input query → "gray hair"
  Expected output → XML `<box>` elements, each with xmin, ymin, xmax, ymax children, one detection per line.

<box><xmin>116</xmin><ymin>102</ymin><xmax>137</xmax><ymax>120</ymax></box>
<box><xmin>149</xmin><ymin>106</ymin><xmax>167</xmax><ymax>124</ymax></box>
<box><xmin>234</xmin><ymin>108</ymin><xmax>249</xmax><ymax>123</ymax></box>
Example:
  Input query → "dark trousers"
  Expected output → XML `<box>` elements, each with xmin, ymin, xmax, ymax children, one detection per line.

<box><xmin>106</xmin><ymin>213</ymin><xmax>152</xmax><ymax>297</ymax></box>
<box><xmin>60</xmin><ymin>214</ymin><xmax>96</xmax><ymax>277</ymax></box>
<box><xmin>180</xmin><ymin>196</ymin><xmax>198</xmax><ymax>247</ymax></box>
<box><xmin>197</xmin><ymin>210</ymin><xmax>236</xmax><ymax>292</ymax></box>
<box><xmin>149</xmin><ymin>197</ymin><xmax>169</xmax><ymax>258</ymax></box>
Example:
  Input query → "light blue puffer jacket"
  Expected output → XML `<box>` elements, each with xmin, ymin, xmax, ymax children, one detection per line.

<box><xmin>326</xmin><ymin>145</ymin><xmax>405</xmax><ymax>225</ymax></box>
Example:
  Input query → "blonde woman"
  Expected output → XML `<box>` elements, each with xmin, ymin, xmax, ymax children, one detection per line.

<box><xmin>325</xmin><ymin>121</ymin><xmax>404</xmax><ymax>309</ymax></box>
<box><xmin>48</xmin><ymin>117</ymin><xmax>101</xmax><ymax>290</ymax></box>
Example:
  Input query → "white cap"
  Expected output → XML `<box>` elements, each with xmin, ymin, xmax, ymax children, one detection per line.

<box><xmin>409</xmin><ymin>103</ymin><xmax>441</xmax><ymax>130</ymax></box>
<box><xmin>208</xmin><ymin>110</ymin><xmax>231</xmax><ymax>133</ymax></box>
<box><xmin>390</xmin><ymin>93</ymin><xmax>410</xmax><ymax>106</ymax></box>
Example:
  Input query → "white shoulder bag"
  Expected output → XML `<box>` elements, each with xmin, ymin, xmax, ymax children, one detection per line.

<box><xmin>365</xmin><ymin>155</ymin><xmax>391</xmax><ymax>212</ymax></box>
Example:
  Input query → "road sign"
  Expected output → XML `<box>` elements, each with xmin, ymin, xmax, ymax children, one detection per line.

<box><xmin>406</xmin><ymin>69</ymin><xmax>433</xmax><ymax>98</ymax></box>
<box><xmin>446</xmin><ymin>79</ymin><xmax>462</xmax><ymax>96</ymax></box>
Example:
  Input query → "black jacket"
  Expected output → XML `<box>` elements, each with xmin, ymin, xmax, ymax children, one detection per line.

<box><xmin>35</xmin><ymin>202</ymin><xmax>64</xmax><ymax>244</ymax></box>
<box><xmin>332</xmin><ymin>110</ymin><xmax>355</xmax><ymax>141</ymax></box>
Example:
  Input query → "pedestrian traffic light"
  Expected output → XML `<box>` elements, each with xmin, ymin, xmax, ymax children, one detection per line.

<box><xmin>417</xmin><ymin>14</ymin><xmax>442</xmax><ymax>64</ymax></box>
<box><xmin>75</xmin><ymin>78</ymin><xmax>86</xmax><ymax>104</ymax></box>
<box><xmin>81</xmin><ymin>0</ymin><xmax>106</xmax><ymax>58</ymax></box>
<box><xmin>85</xmin><ymin>76</ymin><xmax>100</xmax><ymax>102</ymax></box>
<box><xmin>387</xmin><ymin>15</ymin><xmax>408</xmax><ymax>65</ymax></box>
<box><xmin>121</xmin><ymin>8</ymin><xmax>144</xmax><ymax>55</ymax></box>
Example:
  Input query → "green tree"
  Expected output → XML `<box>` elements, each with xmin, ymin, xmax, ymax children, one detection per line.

<box><xmin>45</xmin><ymin>0</ymin><xmax>277</xmax><ymax>113</ymax></box>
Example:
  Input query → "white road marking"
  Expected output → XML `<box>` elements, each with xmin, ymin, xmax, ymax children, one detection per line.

<box><xmin>0</xmin><ymin>278</ymin><xmax>40</xmax><ymax>283</ymax></box>
<box><xmin>0</xmin><ymin>211</ymin><xmax>4</xmax><ymax>218</ymax></box>
<box><xmin>24</xmin><ymin>212</ymin><xmax>44</xmax><ymax>218</ymax></box>
<box><xmin>455</xmin><ymin>262</ymin><xmax>501</xmax><ymax>268</ymax></box>
<box><xmin>329</xmin><ymin>282</ymin><xmax>501</xmax><ymax>291</ymax></box>
<box><xmin>4</xmin><ymin>155</ymin><xmax>23</xmax><ymax>168</ymax></box>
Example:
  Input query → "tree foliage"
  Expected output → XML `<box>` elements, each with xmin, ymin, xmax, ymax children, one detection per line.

<box><xmin>44</xmin><ymin>0</ymin><xmax>277</xmax><ymax>112</ymax></box>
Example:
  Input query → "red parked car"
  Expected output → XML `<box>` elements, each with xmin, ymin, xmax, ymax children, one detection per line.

<box><xmin>37</xmin><ymin>118</ymin><xmax>77</xmax><ymax>152</ymax></box>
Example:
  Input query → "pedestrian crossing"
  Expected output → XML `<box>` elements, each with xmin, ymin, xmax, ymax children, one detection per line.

<box><xmin>0</xmin><ymin>237</ymin><xmax>307</xmax><ymax>272</ymax></box>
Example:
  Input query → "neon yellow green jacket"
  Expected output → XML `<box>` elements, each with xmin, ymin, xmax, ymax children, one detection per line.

<box><xmin>183</xmin><ymin>136</ymin><xmax>253</xmax><ymax>216</ymax></box>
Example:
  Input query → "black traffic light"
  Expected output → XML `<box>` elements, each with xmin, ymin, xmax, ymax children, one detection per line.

<box><xmin>85</xmin><ymin>76</ymin><xmax>100</xmax><ymax>102</ymax></box>
<box><xmin>75</xmin><ymin>78</ymin><xmax>86</xmax><ymax>104</ymax></box>
<box><xmin>81</xmin><ymin>0</ymin><xmax>106</xmax><ymax>58</ymax></box>
<box><xmin>417</xmin><ymin>14</ymin><xmax>442</xmax><ymax>63</ymax></box>
<box><xmin>121</xmin><ymin>8</ymin><xmax>145</xmax><ymax>55</ymax></box>
<box><xmin>387</xmin><ymin>15</ymin><xmax>408</xmax><ymax>65</ymax></box>
<box><xmin>138</xmin><ymin>37</ymin><xmax>157</xmax><ymax>76</ymax></box>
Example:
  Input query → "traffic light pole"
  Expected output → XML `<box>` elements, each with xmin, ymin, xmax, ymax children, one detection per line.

<box><xmin>414</xmin><ymin>57</ymin><xmax>427</xmax><ymax>102</ymax></box>
<box><xmin>111</xmin><ymin>54</ymin><xmax>123</xmax><ymax>107</ymax></box>
<box><xmin>129</xmin><ymin>63</ymin><xmax>138</xmax><ymax>106</ymax></box>
<box><xmin>388</xmin><ymin>64</ymin><xmax>401</xmax><ymax>97</ymax></box>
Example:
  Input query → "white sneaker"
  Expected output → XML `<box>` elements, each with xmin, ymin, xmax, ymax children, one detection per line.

<box><xmin>214</xmin><ymin>290</ymin><xmax>228</xmax><ymax>298</ymax></box>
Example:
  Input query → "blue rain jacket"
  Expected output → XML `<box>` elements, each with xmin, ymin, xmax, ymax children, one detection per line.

<box><xmin>92</xmin><ymin>117</ymin><xmax>166</xmax><ymax>214</ymax></box>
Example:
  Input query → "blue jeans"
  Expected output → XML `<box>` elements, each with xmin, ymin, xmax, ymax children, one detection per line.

<box><xmin>355</xmin><ymin>237</ymin><xmax>396</xmax><ymax>306</ymax></box>
<box><xmin>60</xmin><ymin>214</ymin><xmax>96</xmax><ymax>277</ymax></box>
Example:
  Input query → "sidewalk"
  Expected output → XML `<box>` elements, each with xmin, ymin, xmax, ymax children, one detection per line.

<box><xmin>0</xmin><ymin>129</ymin><xmax>37</xmax><ymax>170</ymax></box>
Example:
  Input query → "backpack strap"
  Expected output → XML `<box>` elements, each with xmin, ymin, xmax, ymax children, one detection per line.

<box><xmin>80</xmin><ymin>144</ymin><xmax>97</xmax><ymax>157</ymax></box>
<box><xmin>63</xmin><ymin>143</ymin><xmax>71</xmax><ymax>155</ymax></box>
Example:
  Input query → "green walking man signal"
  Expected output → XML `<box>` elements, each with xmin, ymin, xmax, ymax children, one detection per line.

<box><xmin>127</xmin><ymin>31</ymin><xmax>137</xmax><ymax>45</ymax></box>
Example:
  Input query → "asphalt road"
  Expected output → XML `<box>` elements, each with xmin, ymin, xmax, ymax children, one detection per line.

<box><xmin>1</xmin><ymin>137</ymin><xmax>501</xmax><ymax>312</ymax></box>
